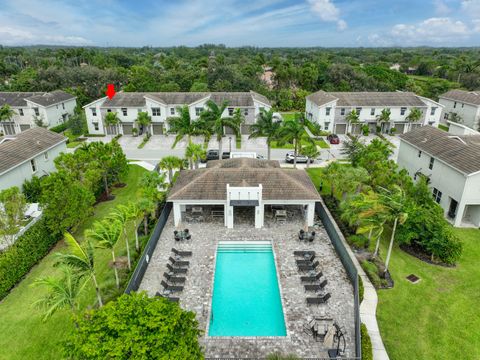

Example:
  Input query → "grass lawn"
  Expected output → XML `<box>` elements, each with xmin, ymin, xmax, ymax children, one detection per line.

<box><xmin>306</xmin><ymin>167</ymin><xmax>480</xmax><ymax>360</ymax></box>
<box><xmin>0</xmin><ymin>164</ymin><xmax>148</xmax><ymax>360</ymax></box>
<box><xmin>280</xmin><ymin>112</ymin><xmax>297</xmax><ymax>121</ymax></box>
<box><xmin>66</xmin><ymin>139</ymin><xmax>86</xmax><ymax>148</ymax></box>
<box><xmin>438</xmin><ymin>124</ymin><xmax>449</xmax><ymax>132</ymax></box>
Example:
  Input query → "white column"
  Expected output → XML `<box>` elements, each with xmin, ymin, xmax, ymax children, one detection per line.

<box><xmin>453</xmin><ymin>201</ymin><xmax>466</xmax><ymax>227</ymax></box>
<box><xmin>227</xmin><ymin>205</ymin><xmax>234</xmax><ymax>228</ymax></box>
<box><xmin>173</xmin><ymin>203</ymin><xmax>182</xmax><ymax>227</ymax></box>
<box><xmin>306</xmin><ymin>202</ymin><xmax>315</xmax><ymax>227</ymax></box>
<box><xmin>255</xmin><ymin>204</ymin><xmax>264</xmax><ymax>228</ymax></box>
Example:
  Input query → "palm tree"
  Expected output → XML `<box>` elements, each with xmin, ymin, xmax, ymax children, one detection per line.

<box><xmin>333</xmin><ymin>166</ymin><xmax>370</xmax><ymax>200</ymax></box>
<box><xmin>0</xmin><ymin>104</ymin><xmax>15</xmax><ymax>122</ymax></box>
<box><xmin>54</xmin><ymin>233</ymin><xmax>103</xmax><ymax>307</ymax></box>
<box><xmin>32</xmin><ymin>266</ymin><xmax>85</xmax><ymax>321</ymax></box>
<box><xmin>159</xmin><ymin>156</ymin><xmax>184</xmax><ymax>184</ymax></box>
<box><xmin>323</xmin><ymin>161</ymin><xmax>342</xmax><ymax>197</ymax></box>
<box><xmin>405</xmin><ymin>107</ymin><xmax>423</xmax><ymax>132</ymax></box>
<box><xmin>185</xmin><ymin>142</ymin><xmax>205</xmax><ymax>169</ymax></box>
<box><xmin>168</xmin><ymin>105</ymin><xmax>197</xmax><ymax>148</ymax></box>
<box><xmin>277</xmin><ymin>117</ymin><xmax>313</xmax><ymax>169</ymax></box>
<box><xmin>125</xmin><ymin>202</ymin><xmax>142</xmax><ymax>252</ymax></box>
<box><xmin>376</xmin><ymin>108</ymin><xmax>391</xmax><ymax>133</ymax></box>
<box><xmin>249</xmin><ymin>109</ymin><xmax>281</xmax><ymax>160</ymax></box>
<box><xmin>200</xmin><ymin>100</ymin><xmax>242</xmax><ymax>158</ymax></box>
<box><xmin>138</xmin><ymin>196</ymin><xmax>157</xmax><ymax>236</ymax></box>
<box><xmin>345</xmin><ymin>110</ymin><xmax>360</xmax><ymax>134</ymax></box>
<box><xmin>300</xmin><ymin>144</ymin><xmax>320</xmax><ymax>169</ymax></box>
<box><xmin>85</xmin><ymin>220</ymin><xmax>122</xmax><ymax>288</ymax></box>
<box><xmin>340</xmin><ymin>135</ymin><xmax>365</xmax><ymax>166</ymax></box>
<box><xmin>136</xmin><ymin>111</ymin><xmax>152</xmax><ymax>136</ymax></box>
<box><xmin>104</xmin><ymin>111</ymin><xmax>120</xmax><ymax>135</ymax></box>
<box><xmin>108</xmin><ymin>206</ymin><xmax>132</xmax><ymax>270</ymax></box>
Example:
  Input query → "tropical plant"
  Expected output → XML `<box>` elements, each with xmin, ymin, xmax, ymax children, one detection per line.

<box><xmin>104</xmin><ymin>111</ymin><xmax>119</xmax><ymax>134</ymax></box>
<box><xmin>168</xmin><ymin>105</ymin><xmax>198</xmax><ymax>148</ymax></box>
<box><xmin>159</xmin><ymin>156</ymin><xmax>184</xmax><ymax>184</ymax></box>
<box><xmin>85</xmin><ymin>220</ymin><xmax>122</xmax><ymax>288</ymax></box>
<box><xmin>64</xmin><ymin>292</ymin><xmax>203</xmax><ymax>359</ymax></box>
<box><xmin>300</xmin><ymin>144</ymin><xmax>320</xmax><ymax>169</ymax></box>
<box><xmin>0</xmin><ymin>187</ymin><xmax>27</xmax><ymax>247</ymax></box>
<box><xmin>185</xmin><ymin>141</ymin><xmax>205</xmax><ymax>169</ymax></box>
<box><xmin>277</xmin><ymin>116</ymin><xmax>313</xmax><ymax>168</ymax></box>
<box><xmin>341</xmin><ymin>135</ymin><xmax>365</xmax><ymax>166</ymax></box>
<box><xmin>448</xmin><ymin>112</ymin><xmax>462</xmax><ymax>123</ymax></box>
<box><xmin>332</xmin><ymin>166</ymin><xmax>370</xmax><ymax>200</ymax></box>
<box><xmin>138</xmin><ymin>172</ymin><xmax>166</xmax><ymax>235</ymax></box>
<box><xmin>32</xmin><ymin>266</ymin><xmax>85</xmax><ymax>321</ymax></box>
<box><xmin>125</xmin><ymin>202</ymin><xmax>142</xmax><ymax>252</ymax></box>
<box><xmin>405</xmin><ymin>107</ymin><xmax>422</xmax><ymax>122</ymax></box>
<box><xmin>345</xmin><ymin>109</ymin><xmax>360</xmax><ymax>133</ymax></box>
<box><xmin>0</xmin><ymin>104</ymin><xmax>15</xmax><ymax>122</ymax></box>
<box><xmin>249</xmin><ymin>109</ymin><xmax>281</xmax><ymax>160</ymax></box>
<box><xmin>376</xmin><ymin>108</ymin><xmax>391</xmax><ymax>124</ymax></box>
<box><xmin>108</xmin><ymin>205</ymin><xmax>132</xmax><ymax>270</ymax></box>
<box><xmin>54</xmin><ymin>232</ymin><xmax>103</xmax><ymax>307</ymax></box>
<box><xmin>323</xmin><ymin>161</ymin><xmax>342</xmax><ymax>197</ymax></box>
<box><xmin>136</xmin><ymin>111</ymin><xmax>152</xmax><ymax>135</ymax></box>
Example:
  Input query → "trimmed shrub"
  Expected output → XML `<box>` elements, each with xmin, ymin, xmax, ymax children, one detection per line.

<box><xmin>50</xmin><ymin>123</ymin><xmax>68</xmax><ymax>133</ymax></box>
<box><xmin>22</xmin><ymin>176</ymin><xmax>43</xmax><ymax>202</ymax></box>
<box><xmin>348</xmin><ymin>234</ymin><xmax>369</xmax><ymax>249</ymax></box>
<box><xmin>361</xmin><ymin>260</ymin><xmax>387</xmax><ymax>289</ymax></box>
<box><xmin>361</xmin><ymin>323</ymin><xmax>373</xmax><ymax>360</ymax></box>
<box><xmin>0</xmin><ymin>219</ymin><xmax>61</xmax><ymax>300</ymax></box>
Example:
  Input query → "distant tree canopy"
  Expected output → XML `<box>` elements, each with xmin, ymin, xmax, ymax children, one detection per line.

<box><xmin>0</xmin><ymin>46</ymin><xmax>477</xmax><ymax>110</ymax></box>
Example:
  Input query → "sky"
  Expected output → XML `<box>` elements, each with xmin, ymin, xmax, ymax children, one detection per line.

<box><xmin>0</xmin><ymin>0</ymin><xmax>479</xmax><ymax>47</ymax></box>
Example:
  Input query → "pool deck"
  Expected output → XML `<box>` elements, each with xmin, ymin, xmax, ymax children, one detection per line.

<box><xmin>139</xmin><ymin>208</ymin><xmax>355</xmax><ymax>358</ymax></box>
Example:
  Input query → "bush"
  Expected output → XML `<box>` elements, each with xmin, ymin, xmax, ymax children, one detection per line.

<box><xmin>0</xmin><ymin>219</ymin><xmax>61</xmax><ymax>300</ymax></box>
<box><xmin>390</xmin><ymin>127</ymin><xmax>396</xmax><ymax>135</ymax></box>
<box><xmin>361</xmin><ymin>124</ymin><xmax>370</xmax><ymax>136</ymax></box>
<box><xmin>361</xmin><ymin>260</ymin><xmax>387</xmax><ymax>289</ymax></box>
<box><xmin>361</xmin><ymin>323</ymin><xmax>373</xmax><ymax>360</ymax></box>
<box><xmin>64</xmin><ymin>292</ymin><xmax>203</xmax><ymax>359</ymax></box>
<box><xmin>348</xmin><ymin>234</ymin><xmax>369</xmax><ymax>249</ymax></box>
<box><xmin>22</xmin><ymin>176</ymin><xmax>43</xmax><ymax>202</ymax></box>
<box><xmin>50</xmin><ymin>123</ymin><xmax>68</xmax><ymax>133</ymax></box>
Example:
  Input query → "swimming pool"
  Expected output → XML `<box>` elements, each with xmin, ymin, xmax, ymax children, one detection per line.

<box><xmin>208</xmin><ymin>241</ymin><xmax>287</xmax><ymax>337</ymax></box>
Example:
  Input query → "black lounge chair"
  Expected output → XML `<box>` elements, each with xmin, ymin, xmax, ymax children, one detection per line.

<box><xmin>166</xmin><ymin>263</ymin><xmax>188</xmax><ymax>274</ymax></box>
<box><xmin>293</xmin><ymin>250</ymin><xmax>315</xmax><ymax>257</ymax></box>
<box><xmin>297</xmin><ymin>260</ymin><xmax>320</xmax><ymax>272</ymax></box>
<box><xmin>306</xmin><ymin>293</ymin><xmax>331</xmax><ymax>306</ymax></box>
<box><xmin>168</xmin><ymin>257</ymin><xmax>190</xmax><ymax>267</ymax></box>
<box><xmin>296</xmin><ymin>259</ymin><xmax>313</xmax><ymax>266</ymax></box>
<box><xmin>154</xmin><ymin>291</ymin><xmax>180</xmax><ymax>303</ymax></box>
<box><xmin>304</xmin><ymin>280</ymin><xmax>328</xmax><ymax>292</ymax></box>
<box><xmin>163</xmin><ymin>272</ymin><xmax>186</xmax><ymax>284</ymax></box>
<box><xmin>161</xmin><ymin>280</ymin><xmax>184</xmax><ymax>293</ymax></box>
<box><xmin>171</xmin><ymin>248</ymin><xmax>192</xmax><ymax>257</ymax></box>
<box><xmin>300</xmin><ymin>271</ymin><xmax>323</xmax><ymax>283</ymax></box>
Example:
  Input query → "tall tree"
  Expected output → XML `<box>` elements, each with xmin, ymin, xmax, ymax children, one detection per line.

<box><xmin>277</xmin><ymin>116</ymin><xmax>313</xmax><ymax>168</ymax></box>
<box><xmin>136</xmin><ymin>111</ymin><xmax>152</xmax><ymax>136</ymax></box>
<box><xmin>104</xmin><ymin>111</ymin><xmax>120</xmax><ymax>134</ymax></box>
<box><xmin>168</xmin><ymin>105</ymin><xmax>197</xmax><ymax>148</ymax></box>
<box><xmin>300</xmin><ymin>144</ymin><xmax>320</xmax><ymax>169</ymax></box>
<box><xmin>185</xmin><ymin>142</ymin><xmax>205</xmax><ymax>169</ymax></box>
<box><xmin>249</xmin><ymin>109</ymin><xmax>281</xmax><ymax>160</ymax></box>
<box><xmin>159</xmin><ymin>156</ymin><xmax>184</xmax><ymax>184</ymax></box>
<box><xmin>108</xmin><ymin>206</ymin><xmax>132</xmax><ymax>270</ymax></box>
<box><xmin>345</xmin><ymin>109</ymin><xmax>360</xmax><ymax>134</ymax></box>
<box><xmin>124</xmin><ymin>202</ymin><xmax>142</xmax><ymax>252</ymax></box>
<box><xmin>341</xmin><ymin>135</ymin><xmax>365</xmax><ymax>166</ymax></box>
<box><xmin>55</xmin><ymin>233</ymin><xmax>103</xmax><ymax>307</ymax></box>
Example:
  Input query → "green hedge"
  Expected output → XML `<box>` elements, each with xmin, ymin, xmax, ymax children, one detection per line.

<box><xmin>0</xmin><ymin>219</ymin><xmax>61</xmax><ymax>300</ymax></box>
<box><xmin>50</xmin><ymin>123</ymin><xmax>69</xmax><ymax>133</ymax></box>
<box><xmin>361</xmin><ymin>323</ymin><xmax>373</xmax><ymax>360</ymax></box>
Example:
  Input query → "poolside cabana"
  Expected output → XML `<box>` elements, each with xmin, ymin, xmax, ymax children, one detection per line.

<box><xmin>168</xmin><ymin>158</ymin><xmax>321</xmax><ymax>229</ymax></box>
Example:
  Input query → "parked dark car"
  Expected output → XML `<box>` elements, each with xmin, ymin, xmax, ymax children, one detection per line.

<box><xmin>222</xmin><ymin>152</ymin><xmax>230</xmax><ymax>159</ymax></box>
<box><xmin>285</xmin><ymin>151</ymin><xmax>314</xmax><ymax>164</ymax></box>
<box><xmin>327</xmin><ymin>134</ymin><xmax>340</xmax><ymax>144</ymax></box>
<box><xmin>201</xmin><ymin>150</ymin><xmax>220</xmax><ymax>163</ymax></box>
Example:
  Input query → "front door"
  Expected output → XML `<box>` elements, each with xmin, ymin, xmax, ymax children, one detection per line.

<box><xmin>448</xmin><ymin>199</ymin><xmax>458</xmax><ymax>219</ymax></box>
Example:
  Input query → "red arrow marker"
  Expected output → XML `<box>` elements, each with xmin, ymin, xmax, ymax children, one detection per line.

<box><xmin>106</xmin><ymin>84</ymin><xmax>116</xmax><ymax>99</ymax></box>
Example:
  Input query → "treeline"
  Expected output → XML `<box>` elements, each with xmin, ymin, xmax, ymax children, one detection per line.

<box><xmin>0</xmin><ymin>45</ymin><xmax>478</xmax><ymax>111</ymax></box>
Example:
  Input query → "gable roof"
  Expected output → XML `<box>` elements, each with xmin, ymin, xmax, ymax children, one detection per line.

<box><xmin>307</xmin><ymin>91</ymin><xmax>426</xmax><ymax>107</ymax></box>
<box><xmin>0</xmin><ymin>127</ymin><xmax>66</xmax><ymax>175</ymax></box>
<box><xmin>439</xmin><ymin>89</ymin><xmax>480</xmax><ymax>106</ymax></box>
<box><xmin>399</xmin><ymin>126</ymin><xmax>480</xmax><ymax>175</ymax></box>
<box><xmin>0</xmin><ymin>91</ymin><xmax>75</xmax><ymax>108</ymax></box>
<box><xmin>99</xmin><ymin>92</ymin><xmax>271</xmax><ymax>109</ymax></box>
<box><xmin>168</xmin><ymin>158</ymin><xmax>321</xmax><ymax>201</ymax></box>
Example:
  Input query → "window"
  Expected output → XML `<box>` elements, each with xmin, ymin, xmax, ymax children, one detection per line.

<box><xmin>340</xmin><ymin>108</ymin><xmax>345</xmax><ymax>115</ymax></box>
<box><xmin>93</xmin><ymin>122</ymin><xmax>99</xmax><ymax>131</ymax></box>
<box><xmin>195</xmin><ymin>107</ymin><xmax>203</xmax><ymax>116</ymax></box>
<box><xmin>152</xmin><ymin>108</ymin><xmax>161</xmax><ymax>116</ymax></box>
<box><xmin>324</xmin><ymin>122</ymin><xmax>330</xmax><ymax>129</ymax></box>
<box><xmin>244</xmin><ymin>108</ymin><xmax>249</xmax><ymax>116</ymax></box>
<box><xmin>44</xmin><ymin>152</ymin><xmax>48</xmax><ymax>161</ymax></box>
<box><xmin>430</xmin><ymin>107</ymin><xmax>437</xmax><ymax>115</ymax></box>
<box><xmin>429</xmin><ymin>157</ymin><xmax>434</xmax><ymax>170</ymax></box>
<box><xmin>400</xmin><ymin>107</ymin><xmax>407</xmax><ymax>115</ymax></box>
<box><xmin>418</xmin><ymin>150</ymin><xmax>422</xmax><ymax>158</ymax></box>
<box><xmin>107</xmin><ymin>109</ymin><xmax>112</xmax><ymax>113</ymax></box>
<box><xmin>433</xmin><ymin>188</ymin><xmax>442</xmax><ymax>203</ymax></box>
<box><xmin>91</xmin><ymin>108</ymin><xmax>97</xmax><ymax>116</ymax></box>
<box><xmin>34</xmin><ymin>108</ymin><xmax>39</xmax><ymax>116</ymax></box>
<box><xmin>370</xmin><ymin>108</ymin><xmax>375</xmax><ymax>116</ymax></box>
<box><xmin>355</xmin><ymin>107</ymin><xmax>362</xmax><ymax>114</ymax></box>
<box><xmin>62</xmin><ymin>103</ymin><xmax>65</xmax><ymax>110</ymax></box>
<box><xmin>121</xmin><ymin>108</ymin><xmax>128</xmax><ymax>116</ymax></box>
<box><xmin>453</xmin><ymin>102</ymin><xmax>457</xmax><ymax>109</ymax></box>
<box><xmin>444</xmin><ymin>113</ymin><xmax>449</xmax><ymax>120</ymax></box>
<box><xmin>228</xmin><ymin>108</ymin><xmax>234</xmax><ymax>116</ymax></box>
<box><xmin>19</xmin><ymin>109</ymin><xmax>24</xmax><ymax>116</ymax></box>
<box><xmin>30</xmin><ymin>159</ymin><xmax>37</xmax><ymax>173</ymax></box>
<box><xmin>170</xmin><ymin>107</ymin><xmax>175</xmax><ymax>115</ymax></box>
<box><xmin>326</xmin><ymin>107</ymin><xmax>331</xmax><ymax>116</ymax></box>
<box><xmin>461</xmin><ymin>103</ymin><xmax>464</xmax><ymax>108</ymax></box>
<box><xmin>138</xmin><ymin>108</ymin><xmax>142</xmax><ymax>113</ymax></box>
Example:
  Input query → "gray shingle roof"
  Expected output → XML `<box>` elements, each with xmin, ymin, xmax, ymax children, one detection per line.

<box><xmin>99</xmin><ymin>92</ymin><xmax>271</xmax><ymax>109</ymax></box>
<box><xmin>0</xmin><ymin>127</ymin><xmax>66</xmax><ymax>175</ymax></box>
<box><xmin>0</xmin><ymin>91</ymin><xmax>75</xmax><ymax>108</ymax></box>
<box><xmin>168</xmin><ymin>158</ymin><xmax>321</xmax><ymax>201</ymax></box>
<box><xmin>439</xmin><ymin>89</ymin><xmax>480</xmax><ymax>106</ymax></box>
<box><xmin>399</xmin><ymin>126</ymin><xmax>480</xmax><ymax>175</ymax></box>
<box><xmin>307</xmin><ymin>91</ymin><xmax>426</xmax><ymax>107</ymax></box>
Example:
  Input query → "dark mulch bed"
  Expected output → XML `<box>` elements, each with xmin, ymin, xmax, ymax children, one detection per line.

<box><xmin>114</xmin><ymin>183</ymin><xmax>127</xmax><ymax>188</ymax></box>
<box><xmin>95</xmin><ymin>191</ymin><xmax>116</xmax><ymax>204</ymax></box>
<box><xmin>400</xmin><ymin>243</ymin><xmax>455</xmax><ymax>268</ymax></box>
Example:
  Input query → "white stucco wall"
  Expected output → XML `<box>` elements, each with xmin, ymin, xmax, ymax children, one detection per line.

<box><xmin>439</xmin><ymin>97</ymin><xmax>480</xmax><ymax>130</ymax></box>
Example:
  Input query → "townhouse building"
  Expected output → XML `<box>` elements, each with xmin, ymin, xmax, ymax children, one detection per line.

<box><xmin>438</xmin><ymin>89</ymin><xmax>480</xmax><ymax>131</ymax></box>
<box><xmin>0</xmin><ymin>91</ymin><xmax>77</xmax><ymax>135</ymax></box>
<box><xmin>305</xmin><ymin>91</ymin><xmax>442</xmax><ymax>135</ymax></box>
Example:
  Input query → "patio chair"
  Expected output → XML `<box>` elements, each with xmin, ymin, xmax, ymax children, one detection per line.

<box><xmin>168</xmin><ymin>257</ymin><xmax>190</xmax><ymax>267</ymax></box>
<box><xmin>297</xmin><ymin>261</ymin><xmax>319</xmax><ymax>272</ymax></box>
<box><xmin>296</xmin><ymin>259</ymin><xmax>313</xmax><ymax>266</ymax></box>
<box><xmin>306</xmin><ymin>293</ymin><xmax>331</xmax><ymax>306</ymax></box>
<box><xmin>171</xmin><ymin>248</ymin><xmax>193</xmax><ymax>257</ymax></box>
<box><xmin>300</xmin><ymin>271</ymin><xmax>323</xmax><ymax>283</ymax></box>
<box><xmin>293</xmin><ymin>250</ymin><xmax>315</xmax><ymax>257</ymax></box>
<box><xmin>160</xmin><ymin>280</ymin><xmax>184</xmax><ymax>293</ymax></box>
<box><xmin>154</xmin><ymin>291</ymin><xmax>180</xmax><ymax>303</ymax></box>
<box><xmin>163</xmin><ymin>272</ymin><xmax>186</xmax><ymax>284</ymax></box>
<box><xmin>166</xmin><ymin>263</ymin><xmax>188</xmax><ymax>274</ymax></box>
<box><xmin>304</xmin><ymin>280</ymin><xmax>327</xmax><ymax>292</ymax></box>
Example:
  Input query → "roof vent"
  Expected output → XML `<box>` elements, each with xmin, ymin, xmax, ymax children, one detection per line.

<box><xmin>447</xmin><ymin>135</ymin><xmax>467</xmax><ymax>145</ymax></box>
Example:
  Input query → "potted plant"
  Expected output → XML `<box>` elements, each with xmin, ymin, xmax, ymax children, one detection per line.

<box><xmin>132</xmin><ymin>128</ymin><xmax>138</xmax><ymax>137</ymax></box>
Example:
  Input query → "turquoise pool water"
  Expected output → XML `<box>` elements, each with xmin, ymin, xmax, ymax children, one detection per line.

<box><xmin>209</xmin><ymin>241</ymin><xmax>287</xmax><ymax>337</ymax></box>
